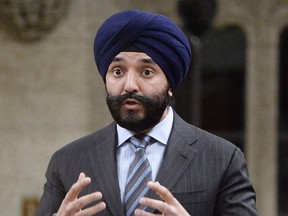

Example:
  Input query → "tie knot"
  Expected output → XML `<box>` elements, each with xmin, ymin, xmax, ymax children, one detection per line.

<box><xmin>130</xmin><ymin>135</ymin><xmax>153</xmax><ymax>149</ymax></box>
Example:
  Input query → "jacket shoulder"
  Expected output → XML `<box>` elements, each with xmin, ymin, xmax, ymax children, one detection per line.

<box><xmin>173</xmin><ymin>112</ymin><xmax>239</xmax><ymax>154</ymax></box>
<box><xmin>54</xmin><ymin>122</ymin><xmax>116</xmax><ymax>156</ymax></box>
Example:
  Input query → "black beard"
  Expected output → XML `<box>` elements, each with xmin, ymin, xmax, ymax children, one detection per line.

<box><xmin>106</xmin><ymin>91</ymin><xmax>173</xmax><ymax>133</ymax></box>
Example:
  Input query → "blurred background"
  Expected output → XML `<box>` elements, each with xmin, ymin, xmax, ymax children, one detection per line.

<box><xmin>0</xmin><ymin>0</ymin><xmax>287</xmax><ymax>215</ymax></box>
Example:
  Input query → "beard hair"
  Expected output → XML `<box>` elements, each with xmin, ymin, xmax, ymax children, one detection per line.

<box><xmin>106</xmin><ymin>89</ymin><xmax>174</xmax><ymax>133</ymax></box>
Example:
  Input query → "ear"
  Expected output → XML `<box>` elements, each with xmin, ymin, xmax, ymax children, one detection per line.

<box><xmin>168</xmin><ymin>88</ymin><xmax>173</xmax><ymax>97</ymax></box>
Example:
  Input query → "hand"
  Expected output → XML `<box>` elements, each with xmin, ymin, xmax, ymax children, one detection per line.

<box><xmin>56</xmin><ymin>172</ymin><xmax>106</xmax><ymax>216</ymax></box>
<box><xmin>134</xmin><ymin>181</ymin><xmax>190</xmax><ymax>216</ymax></box>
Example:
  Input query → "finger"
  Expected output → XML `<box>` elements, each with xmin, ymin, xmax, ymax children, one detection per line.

<box><xmin>139</xmin><ymin>197</ymin><xmax>168</xmax><ymax>214</ymax></box>
<box><xmin>147</xmin><ymin>181</ymin><xmax>174</xmax><ymax>202</ymax></box>
<box><xmin>77</xmin><ymin>201</ymin><xmax>106</xmax><ymax>216</ymax></box>
<box><xmin>73</xmin><ymin>191</ymin><xmax>103</xmax><ymax>211</ymax></box>
<box><xmin>64</xmin><ymin>173</ymin><xmax>91</xmax><ymax>203</ymax></box>
<box><xmin>134</xmin><ymin>208</ymin><xmax>161</xmax><ymax>216</ymax></box>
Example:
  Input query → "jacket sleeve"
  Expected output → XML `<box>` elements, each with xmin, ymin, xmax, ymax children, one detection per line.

<box><xmin>35</xmin><ymin>153</ymin><xmax>66</xmax><ymax>216</ymax></box>
<box><xmin>214</xmin><ymin>148</ymin><xmax>259</xmax><ymax>216</ymax></box>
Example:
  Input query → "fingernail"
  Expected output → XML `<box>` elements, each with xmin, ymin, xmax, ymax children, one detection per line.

<box><xmin>134</xmin><ymin>209</ymin><xmax>141</xmax><ymax>216</ymax></box>
<box><xmin>84</xmin><ymin>177</ymin><xmax>91</xmax><ymax>183</ymax></box>
<box><xmin>139</xmin><ymin>197</ymin><xmax>145</xmax><ymax>205</ymax></box>
<box><xmin>95</xmin><ymin>192</ymin><xmax>102</xmax><ymax>199</ymax></box>
<box><xmin>99</xmin><ymin>202</ymin><xmax>106</xmax><ymax>209</ymax></box>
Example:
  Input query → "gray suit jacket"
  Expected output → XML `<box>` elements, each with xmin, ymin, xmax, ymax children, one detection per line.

<box><xmin>36</xmin><ymin>113</ymin><xmax>258</xmax><ymax>216</ymax></box>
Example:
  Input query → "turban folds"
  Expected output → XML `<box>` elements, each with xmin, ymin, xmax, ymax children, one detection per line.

<box><xmin>93</xmin><ymin>10</ymin><xmax>191</xmax><ymax>89</ymax></box>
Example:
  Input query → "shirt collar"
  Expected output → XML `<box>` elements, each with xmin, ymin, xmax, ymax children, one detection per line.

<box><xmin>117</xmin><ymin>106</ymin><xmax>174</xmax><ymax>147</ymax></box>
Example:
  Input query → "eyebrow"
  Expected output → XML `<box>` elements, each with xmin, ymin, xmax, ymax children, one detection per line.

<box><xmin>141</xmin><ymin>57</ymin><xmax>156</xmax><ymax>64</ymax></box>
<box><xmin>111</xmin><ymin>57</ymin><xmax>124</xmax><ymax>62</ymax></box>
<box><xmin>111</xmin><ymin>56</ymin><xmax>157</xmax><ymax>64</ymax></box>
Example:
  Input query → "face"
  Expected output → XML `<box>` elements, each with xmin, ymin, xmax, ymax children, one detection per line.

<box><xmin>105</xmin><ymin>52</ymin><xmax>173</xmax><ymax>133</ymax></box>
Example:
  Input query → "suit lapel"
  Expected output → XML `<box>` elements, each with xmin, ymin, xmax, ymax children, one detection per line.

<box><xmin>151</xmin><ymin>113</ymin><xmax>198</xmax><ymax>200</ymax></box>
<box><xmin>86</xmin><ymin>113</ymin><xmax>198</xmax><ymax>214</ymax></box>
<box><xmin>88</xmin><ymin>124</ymin><xmax>124</xmax><ymax>216</ymax></box>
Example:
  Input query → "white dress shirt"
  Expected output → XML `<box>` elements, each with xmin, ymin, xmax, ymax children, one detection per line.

<box><xmin>116</xmin><ymin>106</ymin><xmax>174</xmax><ymax>202</ymax></box>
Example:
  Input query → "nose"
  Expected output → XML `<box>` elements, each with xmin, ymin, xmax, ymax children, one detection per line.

<box><xmin>124</xmin><ymin>71</ymin><xmax>139</xmax><ymax>93</ymax></box>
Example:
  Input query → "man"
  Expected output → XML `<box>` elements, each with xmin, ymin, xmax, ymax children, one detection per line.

<box><xmin>36</xmin><ymin>10</ymin><xmax>258</xmax><ymax>216</ymax></box>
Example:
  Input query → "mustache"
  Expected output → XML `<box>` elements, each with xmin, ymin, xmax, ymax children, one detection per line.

<box><xmin>106</xmin><ymin>92</ymin><xmax>154</xmax><ymax>107</ymax></box>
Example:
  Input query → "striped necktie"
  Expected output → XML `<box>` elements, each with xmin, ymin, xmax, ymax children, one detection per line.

<box><xmin>124</xmin><ymin>135</ymin><xmax>153</xmax><ymax>216</ymax></box>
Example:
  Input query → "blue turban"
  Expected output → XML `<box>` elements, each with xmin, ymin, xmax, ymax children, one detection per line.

<box><xmin>93</xmin><ymin>10</ymin><xmax>191</xmax><ymax>89</ymax></box>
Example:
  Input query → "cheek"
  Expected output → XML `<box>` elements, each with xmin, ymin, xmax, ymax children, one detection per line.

<box><xmin>105</xmin><ymin>80</ymin><xmax>122</xmax><ymax>96</ymax></box>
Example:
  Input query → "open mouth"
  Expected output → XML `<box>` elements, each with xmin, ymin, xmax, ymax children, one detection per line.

<box><xmin>122</xmin><ymin>99</ymin><xmax>142</xmax><ymax>109</ymax></box>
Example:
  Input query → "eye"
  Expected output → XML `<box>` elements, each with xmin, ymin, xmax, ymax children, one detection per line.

<box><xmin>113</xmin><ymin>68</ymin><xmax>123</xmax><ymax>76</ymax></box>
<box><xmin>142</xmin><ymin>69</ymin><xmax>153</xmax><ymax>77</ymax></box>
